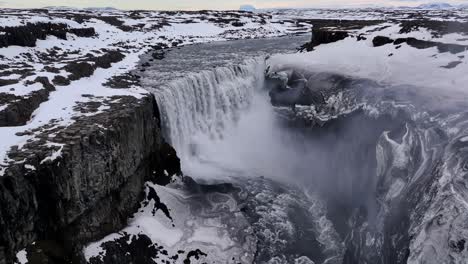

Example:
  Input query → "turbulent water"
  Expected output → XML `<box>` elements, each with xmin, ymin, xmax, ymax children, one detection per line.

<box><xmin>138</xmin><ymin>36</ymin><xmax>468</xmax><ymax>264</ymax></box>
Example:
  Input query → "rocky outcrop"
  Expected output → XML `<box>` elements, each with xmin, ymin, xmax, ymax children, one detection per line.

<box><xmin>301</xmin><ymin>27</ymin><xmax>349</xmax><ymax>51</ymax></box>
<box><xmin>0</xmin><ymin>77</ymin><xmax>55</xmax><ymax>127</ymax></box>
<box><xmin>65</xmin><ymin>50</ymin><xmax>126</xmax><ymax>81</ymax></box>
<box><xmin>372</xmin><ymin>36</ymin><xmax>394</xmax><ymax>47</ymax></box>
<box><xmin>0</xmin><ymin>22</ymin><xmax>95</xmax><ymax>48</ymax></box>
<box><xmin>373</xmin><ymin>35</ymin><xmax>468</xmax><ymax>53</ymax></box>
<box><xmin>0</xmin><ymin>95</ymin><xmax>180</xmax><ymax>264</ymax></box>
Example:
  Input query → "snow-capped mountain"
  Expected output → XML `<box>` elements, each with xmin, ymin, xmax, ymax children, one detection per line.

<box><xmin>417</xmin><ymin>2</ymin><xmax>453</xmax><ymax>9</ymax></box>
<box><xmin>239</xmin><ymin>4</ymin><xmax>256</xmax><ymax>12</ymax></box>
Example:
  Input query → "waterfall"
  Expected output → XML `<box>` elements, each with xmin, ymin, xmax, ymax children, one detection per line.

<box><xmin>151</xmin><ymin>58</ymin><xmax>266</xmax><ymax>166</ymax></box>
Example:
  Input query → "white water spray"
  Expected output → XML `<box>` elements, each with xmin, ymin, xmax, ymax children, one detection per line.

<box><xmin>152</xmin><ymin>57</ymin><xmax>320</xmax><ymax>183</ymax></box>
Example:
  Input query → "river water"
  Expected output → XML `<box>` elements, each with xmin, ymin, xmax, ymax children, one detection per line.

<box><xmin>135</xmin><ymin>34</ymin><xmax>468</xmax><ymax>264</ymax></box>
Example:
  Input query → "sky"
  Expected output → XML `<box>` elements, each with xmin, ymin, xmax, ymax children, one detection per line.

<box><xmin>1</xmin><ymin>0</ymin><xmax>468</xmax><ymax>10</ymax></box>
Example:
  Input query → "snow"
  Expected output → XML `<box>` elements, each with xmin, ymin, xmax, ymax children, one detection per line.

<box><xmin>268</xmin><ymin>25</ymin><xmax>468</xmax><ymax>94</ymax></box>
<box><xmin>24</xmin><ymin>164</ymin><xmax>36</xmax><ymax>171</ymax></box>
<box><xmin>40</xmin><ymin>143</ymin><xmax>64</xmax><ymax>164</ymax></box>
<box><xmin>0</xmin><ymin>9</ymin><xmax>302</xmax><ymax>177</ymax></box>
<box><xmin>15</xmin><ymin>249</ymin><xmax>28</xmax><ymax>264</ymax></box>
<box><xmin>84</xmin><ymin>182</ymin><xmax>255</xmax><ymax>263</ymax></box>
<box><xmin>131</xmin><ymin>216</ymin><xmax>183</xmax><ymax>247</ymax></box>
<box><xmin>188</xmin><ymin>226</ymin><xmax>235</xmax><ymax>250</ymax></box>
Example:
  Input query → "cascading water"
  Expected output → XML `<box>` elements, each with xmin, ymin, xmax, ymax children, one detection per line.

<box><xmin>152</xmin><ymin>58</ymin><xmax>266</xmax><ymax>172</ymax></box>
<box><xmin>136</xmin><ymin>35</ymin><xmax>468</xmax><ymax>264</ymax></box>
<box><xmin>137</xmin><ymin>36</ymin><xmax>347</xmax><ymax>264</ymax></box>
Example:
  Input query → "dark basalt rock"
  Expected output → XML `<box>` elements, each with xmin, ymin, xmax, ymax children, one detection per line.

<box><xmin>372</xmin><ymin>35</ymin><xmax>468</xmax><ymax>54</ymax></box>
<box><xmin>231</xmin><ymin>21</ymin><xmax>245</xmax><ymax>27</ymax></box>
<box><xmin>0</xmin><ymin>79</ymin><xmax>19</xmax><ymax>87</ymax></box>
<box><xmin>65</xmin><ymin>62</ymin><xmax>96</xmax><ymax>81</ymax></box>
<box><xmin>301</xmin><ymin>27</ymin><xmax>349</xmax><ymax>51</ymax></box>
<box><xmin>394</xmin><ymin>37</ymin><xmax>468</xmax><ymax>54</ymax></box>
<box><xmin>373</xmin><ymin>36</ymin><xmax>394</xmax><ymax>47</ymax></box>
<box><xmin>63</xmin><ymin>50</ymin><xmax>125</xmax><ymax>82</ymax></box>
<box><xmin>87</xmin><ymin>232</ymin><xmax>207</xmax><ymax>264</ymax></box>
<box><xmin>52</xmin><ymin>75</ymin><xmax>71</xmax><ymax>86</ymax></box>
<box><xmin>0</xmin><ymin>23</ymin><xmax>95</xmax><ymax>48</ymax></box>
<box><xmin>94</xmin><ymin>50</ymin><xmax>125</xmax><ymax>69</ymax></box>
<box><xmin>0</xmin><ymin>95</ymin><xmax>180</xmax><ymax>264</ymax></box>
<box><xmin>88</xmin><ymin>234</ymin><xmax>161</xmax><ymax>264</ymax></box>
<box><xmin>399</xmin><ymin>19</ymin><xmax>468</xmax><ymax>36</ymax></box>
<box><xmin>103</xmin><ymin>73</ymin><xmax>140</xmax><ymax>89</ymax></box>
<box><xmin>143</xmin><ymin>185</ymin><xmax>172</xmax><ymax>219</ymax></box>
<box><xmin>69</xmin><ymin>27</ymin><xmax>96</xmax><ymax>38</ymax></box>
<box><xmin>0</xmin><ymin>77</ymin><xmax>55</xmax><ymax>127</ymax></box>
<box><xmin>151</xmin><ymin>142</ymin><xmax>181</xmax><ymax>186</ymax></box>
<box><xmin>20</xmin><ymin>240</ymin><xmax>71</xmax><ymax>264</ymax></box>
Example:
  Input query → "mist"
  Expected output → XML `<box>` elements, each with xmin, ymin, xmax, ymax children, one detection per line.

<box><xmin>165</xmin><ymin>61</ymin><xmax>401</xmax><ymax>221</ymax></box>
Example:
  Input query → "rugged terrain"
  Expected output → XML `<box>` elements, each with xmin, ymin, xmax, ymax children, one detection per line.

<box><xmin>1</xmin><ymin>6</ymin><xmax>468</xmax><ymax>264</ymax></box>
<box><xmin>0</xmin><ymin>7</ymin><xmax>308</xmax><ymax>264</ymax></box>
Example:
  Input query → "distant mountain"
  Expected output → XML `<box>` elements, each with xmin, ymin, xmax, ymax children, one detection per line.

<box><xmin>417</xmin><ymin>2</ymin><xmax>453</xmax><ymax>9</ymax></box>
<box><xmin>240</xmin><ymin>5</ymin><xmax>256</xmax><ymax>12</ymax></box>
<box><xmin>84</xmin><ymin>7</ymin><xmax>119</xmax><ymax>11</ymax></box>
<box><xmin>44</xmin><ymin>6</ymin><xmax>79</xmax><ymax>10</ymax></box>
<box><xmin>43</xmin><ymin>6</ymin><xmax>119</xmax><ymax>11</ymax></box>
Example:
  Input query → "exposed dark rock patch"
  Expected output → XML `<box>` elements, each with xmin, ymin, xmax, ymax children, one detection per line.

<box><xmin>394</xmin><ymin>37</ymin><xmax>468</xmax><ymax>54</ymax></box>
<box><xmin>0</xmin><ymin>22</ymin><xmax>95</xmax><ymax>48</ymax></box>
<box><xmin>298</xmin><ymin>19</ymin><xmax>384</xmax><ymax>31</ymax></box>
<box><xmin>151</xmin><ymin>142</ymin><xmax>182</xmax><ymax>186</ymax></box>
<box><xmin>87</xmin><ymin>233</ymin><xmax>207</xmax><ymax>264</ymax></box>
<box><xmin>103</xmin><ymin>73</ymin><xmax>140</xmax><ymax>89</ymax></box>
<box><xmin>441</xmin><ymin>61</ymin><xmax>462</xmax><ymax>69</ymax></box>
<box><xmin>69</xmin><ymin>27</ymin><xmax>96</xmax><ymax>38</ymax></box>
<box><xmin>65</xmin><ymin>62</ymin><xmax>96</xmax><ymax>81</ymax></box>
<box><xmin>64</xmin><ymin>51</ymin><xmax>126</xmax><ymax>81</ymax></box>
<box><xmin>373</xmin><ymin>36</ymin><xmax>394</xmax><ymax>47</ymax></box>
<box><xmin>183</xmin><ymin>249</ymin><xmax>207</xmax><ymax>264</ymax></box>
<box><xmin>0</xmin><ymin>77</ymin><xmax>55</xmax><ymax>127</ymax></box>
<box><xmin>0</xmin><ymin>79</ymin><xmax>19</xmax><ymax>87</ymax></box>
<box><xmin>143</xmin><ymin>184</ymin><xmax>173</xmax><ymax>220</ymax></box>
<box><xmin>19</xmin><ymin>240</ymin><xmax>71</xmax><ymax>264</ymax></box>
<box><xmin>399</xmin><ymin>19</ymin><xmax>468</xmax><ymax>36</ymax></box>
<box><xmin>301</xmin><ymin>28</ymin><xmax>349</xmax><ymax>51</ymax></box>
<box><xmin>0</xmin><ymin>95</ymin><xmax>179</xmax><ymax>264</ymax></box>
<box><xmin>52</xmin><ymin>75</ymin><xmax>71</xmax><ymax>86</ymax></box>
<box><xmin>94</xmin><ymin>50</ymin><xmax>125</xmax><ymax>69</ymax></box>
<box><xmin>88</xmin><ymin>233</ymin><xmax>162</xmax><ymax>264</ymax></box>
<box><xmin>372</xmin><ymin>35</ymin><xmax>468</xmax><ymax>54</ymax></box>
<box><xmin>43</xmin><ymin>66</ymin><xmax>61</xmax><ymax>74</ymax></box>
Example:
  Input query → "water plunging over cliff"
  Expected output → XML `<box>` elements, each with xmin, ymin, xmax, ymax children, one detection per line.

<box><xmin>136</xmin><ymin>35</ymin><xmax>468</xmax><ymax>264</ymax></box>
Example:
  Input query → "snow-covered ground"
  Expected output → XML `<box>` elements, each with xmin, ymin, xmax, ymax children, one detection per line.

<box><xmin>0</xmin><ymin>8</ymin><xmax>306</xmax><ymax>177</ymax></box>
<box><xmin>3</xmin><ymin>6</ymin><xmax>468</xmax><ymax>264</ymax></box>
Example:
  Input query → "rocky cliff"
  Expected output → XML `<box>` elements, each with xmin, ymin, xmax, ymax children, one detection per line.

<box><xmin>0</xmin><ymin>94</ymin><xmax>180</xmax><ymax>264</ymax></box>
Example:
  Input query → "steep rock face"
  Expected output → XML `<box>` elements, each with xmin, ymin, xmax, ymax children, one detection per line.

<box><xmin>301</xmin><ymin>27</ymin><xmax>349</xmax><ymax>51</ymax></box>
<box><xmin>0</xmin><ymin>77</ymin><xmax>55</xmax><ymax>127</ymax></box>
<box><xmin>0</xmin><ymin>95</ymin><xmax>179</xmax><ymax>264</ymax></box>
<box><xmin>0</xmin><ymin>22</ymin><xmax>95</xmax><ymax>48</ymax></box>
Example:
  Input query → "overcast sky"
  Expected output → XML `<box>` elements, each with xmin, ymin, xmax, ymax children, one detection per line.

<box><xmin>1</xmin><ymin>0</ymin><xmax>468</xmax><ymax>10</ymax></box>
